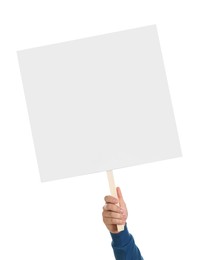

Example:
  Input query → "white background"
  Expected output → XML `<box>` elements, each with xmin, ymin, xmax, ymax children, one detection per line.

<box><xmin>0</xmin><ymin>1</ymin><xmax>211</xmax><ymax>259</ymax></box>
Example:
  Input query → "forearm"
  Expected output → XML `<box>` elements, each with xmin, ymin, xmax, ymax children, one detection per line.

<box><xmin>110</xmin><ymin>223</ymin><xmax>144</xmax><ymax>260</ymax></box>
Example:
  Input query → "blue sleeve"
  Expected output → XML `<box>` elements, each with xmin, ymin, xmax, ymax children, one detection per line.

<box><xmin>110</xmin><ymin>223</ymin><xmax>144</xmax><ymax>260</ymax></box>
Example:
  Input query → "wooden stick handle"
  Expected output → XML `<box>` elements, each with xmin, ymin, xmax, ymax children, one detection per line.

<box><xmin>107</xmin><ymin>170</ymin><xmax>124</xmax><ymax>232</ymax></box>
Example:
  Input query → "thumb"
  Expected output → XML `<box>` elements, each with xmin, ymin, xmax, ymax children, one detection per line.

<box><xmin>116</xmin><ymin>187</ymin><xmax>126</xmax><ymax>208</ymax></box>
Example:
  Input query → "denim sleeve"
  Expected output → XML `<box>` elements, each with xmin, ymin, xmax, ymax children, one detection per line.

<box><xmin>110</xmin><ymin>224</ymin><xmax>144</xmax><ymax>260</ymax></box>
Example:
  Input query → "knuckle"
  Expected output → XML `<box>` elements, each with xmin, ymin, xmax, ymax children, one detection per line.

<box><xmin>113</xmin><ymin>205</ymin><xmax>117</xmax><ymax>211</ymax></box>
<box><xmin>116</xmin><ymin>206</ymin><xmax>121</xmax><ymax>212</ymax></box>
<box><xmin>111</xmin><ymin>218</ymin><xmax>116</xmax><ymax>224</ymax></box>
<box><xmin>107</xmin><ymin>204</ymin><xmax>112</xmax><ymax>210</ymax></box>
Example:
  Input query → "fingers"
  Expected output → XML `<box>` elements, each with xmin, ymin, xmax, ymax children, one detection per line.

<box><xmin>117</xmin><ymin>187</ymin><xmax>125</xmax><ymax>203</ymax></box>
<box><xmin>116</xmin><ymin>187</ymin><xmax>123</xmax><ymax>201</ymax></box>
<box><xmin>103</xmin><ymin>216</ymin><xmax>126</xmax><ymax>225</ymax></box>
<box><xmin>104</xmin><ymin>195</ymin><xmax>118</xmax><ymax>204</ymax></box>
<box><xmin>116</xmin><ymin>187</ymin><xmax>126</xmax><ymax>208</ymax></box>
<box><xmin>103</xmin><ymin>208</ymin><xmax>126</xmax><ymax>225</ymax></box>
<box><xmin>103</xmin><ymin>211</ymin><xmax>123</xmax><ymax>220</ymax></box>
<box><xmin>102</xmin><ymin>189</ymin><xmax>128</xmax><ymax>230</ymax></box>
<box><xmin>103</xmin><ymin>189</ymin><xmax>127</xmax><ymax>214</ymax></box>
<box><xmin>103</xmin><ymin>203</ymin><xmax>123</xmax><ymax>213</ymax></box>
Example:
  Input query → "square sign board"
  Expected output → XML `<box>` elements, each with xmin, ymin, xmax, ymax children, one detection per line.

<box><xmin>17</xmin><ymin>25</ymin><xmax>182</xmax><ymax>182</ymax></box>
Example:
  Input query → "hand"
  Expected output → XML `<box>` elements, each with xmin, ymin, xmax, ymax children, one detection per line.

<box><xmin>102</xmin><ymin>187</ymin><xmax>128</xmax><ymax>234</ymax></box>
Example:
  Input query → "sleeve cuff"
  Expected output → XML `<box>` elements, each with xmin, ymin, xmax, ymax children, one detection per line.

<box><xmin>110</xmin><ymin>223</ymin><xmax>131</xmax><ymax>247</ymax></box>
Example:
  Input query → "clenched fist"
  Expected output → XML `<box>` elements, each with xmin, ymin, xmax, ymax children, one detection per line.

<box><xmin>102</xmin><ymin>187</ymin><xmax>128</xmax><ymax>234</ymax></box>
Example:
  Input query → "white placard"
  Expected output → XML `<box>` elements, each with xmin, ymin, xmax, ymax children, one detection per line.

<box><xmin>17</xmin><ymin>25</ymin><xmax>182</xmax><ymax>182</ymax></box>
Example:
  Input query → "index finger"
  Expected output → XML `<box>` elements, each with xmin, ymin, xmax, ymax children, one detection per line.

<box><xmin>104</xmin><ymin>195</ymin><xmax>118</xmax><ymax>204</ymax></box>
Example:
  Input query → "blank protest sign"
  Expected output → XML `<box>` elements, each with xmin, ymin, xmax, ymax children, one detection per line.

<box><xmin>17</xmin><ymin>25</ymin><xmax>182</xmax><ymax>182</ymax></box>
